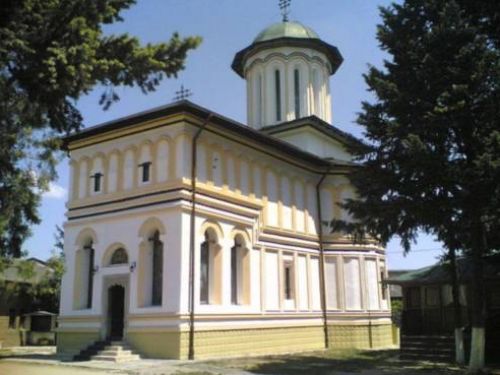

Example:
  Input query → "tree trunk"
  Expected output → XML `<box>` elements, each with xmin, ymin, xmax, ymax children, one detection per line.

<box><xmin>449</xmin><ymin>247</ymin><xmax>464</xmax><ymax>365</ymax></box>
<box><xmin>467</xmin><ymin>223</ymin><xmax>486</xmax><ymax>373</ymax></box>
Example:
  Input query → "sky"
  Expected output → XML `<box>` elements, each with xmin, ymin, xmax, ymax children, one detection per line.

<box><xmin>26</xmin><ymin>0</ymin><xmax>445</xmax><ymax>270</ymax></box>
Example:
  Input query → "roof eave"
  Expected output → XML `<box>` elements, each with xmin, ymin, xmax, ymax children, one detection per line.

<box><xmin>231</xmin><ymin>37</ymin><xmax>343</xmax><ymax>78</ymax></box>
<box><xmin>62</xmin><ymin>100</ymin><xmax>344</xmax><ymax>170</ymax></box>
<box><xmin>261</xmin><ymin>115</ymin><xmax>365</xmax><ymax>150</ymax></box>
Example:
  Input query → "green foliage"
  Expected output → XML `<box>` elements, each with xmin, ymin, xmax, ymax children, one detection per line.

<box><xmin>0</xmin><ymin>0</ymin><xmax>201</xmax><ymax>257</ymax></box>
<box><xmin>336</xmin><ymin>0</ymin><xmax>500</xmax><ymax>256</ymax></box>
<box><xmin>391</xmin><ymin>299</ymin><xmax>402</xmax><ymax>326</ymax></box>
<box><xmin>335</xmin><ymin>0</ymin><xmax>500</xmax><ymax>370</ymax></box>
<box><xmin>28</xmin><ymin>226</ymin><xmax>65</xmax><ymax>312</ymax></box>
<box><xmin>0</xmin><ymin>226</ymin><xmax>64</xmax><ymax>312</ymax></box>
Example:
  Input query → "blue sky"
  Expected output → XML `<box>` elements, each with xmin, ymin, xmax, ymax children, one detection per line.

<box><xmin>27</xmin><ymin>0</ymin><xmax>444</xmax><ymax>269</ymax></box>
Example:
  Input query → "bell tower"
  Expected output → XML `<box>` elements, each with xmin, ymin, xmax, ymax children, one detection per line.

<box><xmin>231</xmin><ymin>11</ymin><xmax>343</xmax><ymax>129</ymax></box>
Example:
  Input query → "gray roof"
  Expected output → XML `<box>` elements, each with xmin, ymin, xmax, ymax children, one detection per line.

<box><xmin>387</xmin><ymin>255</ymin><xmax>500</xmax><ymax>286</ymax></box>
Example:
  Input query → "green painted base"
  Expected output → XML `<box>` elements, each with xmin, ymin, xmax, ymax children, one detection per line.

<box><xmin>56</xmin><ymin>331</ymin><xmax>100</xmax><ymax>358</ymax></box>
<box><xmin>56</xmin><ymin>323</ymin><xmax>396</xmax><ymax>360</ymax></box>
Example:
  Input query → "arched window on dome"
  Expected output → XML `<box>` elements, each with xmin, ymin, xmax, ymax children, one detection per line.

<box><xmin>254</xmin><ymin>73</ymin><xmax>263</xmax><ymax>127</ymax></box>
<box><xmin>294</xmin><ymin>68</ymin><xmax>301</xmax><ymax>119</ymax></box>
<box><xmin>312</xmin><ymin>68</ymin><xmax>321</xmax><ymax>117</ymax></box>
<box><xmin>274</xmin><ymin>69</ymin><xmax>281</xmax><ymax>122</ymax></box>
<box><xmin>110</xmin><ymin>248</ymin><xmax>128</xmax><ymax>265</ymax></box>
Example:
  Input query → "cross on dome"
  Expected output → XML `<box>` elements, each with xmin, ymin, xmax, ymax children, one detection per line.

<box><xmin>279</xmin><ymin>0</ymin><xmax>291</xmax><ymax>22</ymax></box>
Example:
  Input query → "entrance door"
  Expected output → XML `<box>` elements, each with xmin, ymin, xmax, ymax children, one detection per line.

<box><xmin>108</xmin><ymin>285</ymin><xmax>125</xmax><ymax>339</ymax></box>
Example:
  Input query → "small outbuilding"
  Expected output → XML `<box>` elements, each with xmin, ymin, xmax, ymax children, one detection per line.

<box><xmin>388</xmin><ymin>255</ymin><xmax>500</xmax><ymax>362</ymax></box>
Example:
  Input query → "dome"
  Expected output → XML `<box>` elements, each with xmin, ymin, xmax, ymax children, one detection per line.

<box><xmin>232</xmin><ymin>20</ymin><xmax>343</xmax><ymax>78</ymax></box>
<box><xmin>253</xmin><ymin>21</ymin><xmax>320</xmax><ymax>43</ymax></box>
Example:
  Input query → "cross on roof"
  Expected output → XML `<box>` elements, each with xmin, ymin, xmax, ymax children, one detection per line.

<box><xmin>173</xmin><ymin>85</ymin><xmax>192</xmax><ymax>101</ymax></box>
<box><xmin>279</xmin><ymin>0</ymin><xmax>291</xmax><ymax>22</ymax></box>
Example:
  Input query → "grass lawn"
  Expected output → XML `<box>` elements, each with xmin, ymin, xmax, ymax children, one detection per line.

<box><xmin>206</xmin><ymin>348</ymin><xmax>466</xmax><ymax>375</ymax></box>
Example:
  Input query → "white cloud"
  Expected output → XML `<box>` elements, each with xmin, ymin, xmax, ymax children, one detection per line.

<box><xmin>43</xmin><ymin>182</ymin><xmax>67</xmax><ymax>199</ymax></box>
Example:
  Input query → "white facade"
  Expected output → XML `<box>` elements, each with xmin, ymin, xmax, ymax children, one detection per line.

<box><xmin>58</xmin><ymin>18</ymin><xmax>392</xmax><ymax>359</ymax></box>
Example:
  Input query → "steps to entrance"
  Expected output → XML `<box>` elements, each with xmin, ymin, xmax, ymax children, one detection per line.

<box><xmin>73</xmin><ymin>340</ymin><xmax>141</xmax><ymax>362</ymax></box>
<box><xmin>400</xmin><ymin>335</ymin><xmax>454</xmax><ymax>362</ymax></box>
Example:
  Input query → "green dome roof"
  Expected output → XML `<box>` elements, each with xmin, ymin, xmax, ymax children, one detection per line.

<box><xmin>232</xmin><ymin>20</ymin><xmax>343</xmax><ymax>78</ymax></box>
<box><xmin>253</xmin><ymin>21</ymin><xmax>320</xmax><ymax>43</ymax></box>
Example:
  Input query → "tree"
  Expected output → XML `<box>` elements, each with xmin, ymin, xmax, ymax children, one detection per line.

<box><xmin>336</xmin><ymin>0</ymin><xmax>500</xmax><ymax>372</ymax></box>
<box><xmin>0</xmin><ymin>0</ymin><xmax>201</xmax><ymax>258</ymax></box>
<box><xmin>29</xmin><ymin>226</ymin><xmax>65</xmax><ymax>312</ymax></box>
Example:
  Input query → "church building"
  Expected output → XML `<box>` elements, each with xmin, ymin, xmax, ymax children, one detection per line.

<box><xmin>57</xmin><ymin>14</ymin><xmax>394</xmax><ymax>360</ymax></box>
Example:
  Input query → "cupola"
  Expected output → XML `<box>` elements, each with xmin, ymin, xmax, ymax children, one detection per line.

<box><xmin>232</xmin><ymin>19</ymin><xmax>343</xmax><ymax>129</ymax></box>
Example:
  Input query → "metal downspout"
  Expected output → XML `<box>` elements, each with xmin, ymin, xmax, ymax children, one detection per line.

<box><xmin>188</xmin><ymin>114</ymin><xmax>213</xmax><ymax>360</ymax></box>
<box><xmin>316</xmin><ymin>171</ymin><xmax>330</xmax><ymax>349</ymax></box>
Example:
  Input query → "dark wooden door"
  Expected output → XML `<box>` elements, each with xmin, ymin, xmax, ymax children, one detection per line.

<box><xmin>108</xmin><ymin>285</ymin><xmax>124</xmax><ymax>339</ymax></box>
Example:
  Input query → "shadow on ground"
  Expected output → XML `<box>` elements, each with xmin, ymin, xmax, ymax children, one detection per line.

<box><xmin>209</xmin><ymin>349</ymin><xmax>466</xmax><ymax>375</ymax></box>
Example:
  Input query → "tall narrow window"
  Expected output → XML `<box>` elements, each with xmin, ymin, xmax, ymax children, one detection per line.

<box><xmin>284</xmin><ymin>260</ymin><xmax>294</xmax><ymax>300</ymax></box>
<box><xmin>151</xmin><ymin>230</ymin><xmax>163</xmax><ymax>306</ymax></box>
<box><xmin>294</xmin><ymin>68</ymin><xmax>300</xmax><ymax>119</ymax></box>
<box><xmin>231</xmin><ymin>240</ymin><xmax>239</xmax><ymax>305</ymax></box>
<box><xmin>84</xmin><ymin>242</ymin><xmax>94</xmax><ymax>309</ymax></box>
<box><xmin>312</xmin><ymin>69</ymin><xmax>320</xmax><ymax>116</ymax></box>
<box><xmin>91</xmin><ymin>172</ymin><xmax>103</xmax><ymax>192</ymax></box>
<box><xmin>140</xmin><ymin>162</ymin><xmax>152</xmax><ymax>183</ymax></box>
<box><xmin>200</xmin><ymin>232</ymin><xmax>210</xmax><ymax>304</ymax></box>
<box><xmin>256</xmin><ymin>74</ymin><xmax>263</xmax><ymax>126</ymax></box>
<box><xmin>274</xmin><ymin>69</ymin><xmax>281</xmax><ymax>122</ymax></box>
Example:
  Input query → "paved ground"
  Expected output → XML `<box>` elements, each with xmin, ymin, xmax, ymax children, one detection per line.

<box><xmin>0</xmin><ymin>356</ymin><xmax>254</xmax><ymax>375</ymax></box>
<box><xmin>2</xmin><ymin>347</ymin><xmax>499</xmax><ymax>375</ymax></box>
<box><xmin>0</xmin><ymin>361</ymin><xmax>115</xmax><ymax>375</ymax></box>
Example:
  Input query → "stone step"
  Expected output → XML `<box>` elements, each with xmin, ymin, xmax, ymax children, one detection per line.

<box><xmin>402</xmin><ymin>335</ymin><xmax>454</xmax><ymax>340</ymax></box>
<box><xmin>109</xmin><ymin>341</ymin><xmax>126</xmax><ymax>346</ymax></box>
<box><xmin>91</xmin><ymin>353</ymin><xmax>140</xmax><ymax>362</ymax></box>
<box><xmin>401</xmin><ymin>341</ymin><xmax>454</xmax><ymax>346</ymax></box>
<box><xmin>103</xmin><ymin>345</ymin><xmax>132</xmax><ymax>351</ymax></box>
<box><xmin>75</xmin><ymin>339</ymin><xmax>141</xmax><ymax>362</ymax></box>
<box><xmin>400</xmin><ymin>353</ymin><xmax>453</xmax><ymax>362</ymax></box>
<box><xmin>401</xmin><ymin>346</ymin><xmax>455</xmax><ymax>354</ymax></box>
<box><xmin>99</xmin><ymin>349</ymin><xmax>133</xmax><ymax>355</ymax></box>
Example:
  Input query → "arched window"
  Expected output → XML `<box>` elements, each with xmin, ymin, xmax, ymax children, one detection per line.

<box><xmin>199</xmin><ymin>228</ymin><xmax>222</xmax><ymax>305</ymax></box>
<box><xmin>200</xmin><ymin>231</ymin><xmax>210</xmax><ymax>305</ymax></box>
<box><xmin>312</xmin><ymin>68</ymin><xmax>321</xmax><ymax>116</ymax></box>
<box><xmin>274</xmin><ymin>69</ymin><xmax>281</xmax><ymax>122</ymax></box>
<box><xmin>294</xmin><ymin>68</ymin><xmax>300</xmax><ymax>119</ymax></box>
<box><xmin>75</xmin><ymin>239</ymin><xmax>94</xmax><ymax>309</ymax></box>
<box><xmin>230</xmin><ymin>238</ymin><xmax>240</xmax><ymax>304</ymax></box>
<box><xmin>110</xmin><ymin>248</ymin><xmax>128</xmax><ymax>265</ymax></box>
<box><xmin>150</xmin><ymin>230</ymin><xmax>163</xmax><ymax>306</ymax></box>
<box><xmin>255</xmin><ymin>73</ymin><xmax>263</xmax><ymax>126</ymax></box>
<box><xmin>138</xmin><ymin>219</ymin><xmax>165</xmax><ymax>307</ymax></box>
<box><xmin>230</xmin><ymin>235</ymin><xmax>249</xmax><ymax>305</ymax></box>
